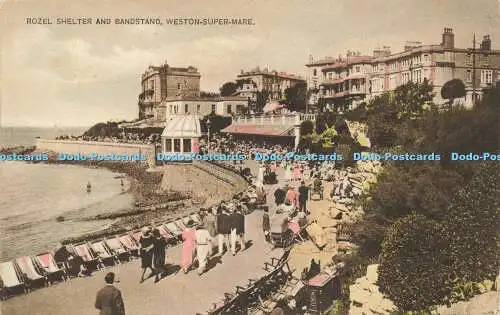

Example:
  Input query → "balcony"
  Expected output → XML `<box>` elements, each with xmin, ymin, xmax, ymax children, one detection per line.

<box><xmin>232</xmin><ymin>113</ymin><xmax>316</xmax><ymax>126</ymax></box>
<box><xmin>320</xmin><ymin>77</ymin><xmax>344</xmax><ymax>85</ymax></box>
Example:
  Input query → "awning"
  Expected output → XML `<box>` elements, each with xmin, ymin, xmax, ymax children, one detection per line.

<box><xmin>221</xmin><ymin>124</ymin><xmax>295</xmax><ymax>136</ymax></box>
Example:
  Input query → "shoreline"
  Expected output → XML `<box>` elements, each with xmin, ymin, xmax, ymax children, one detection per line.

<box><xmin>0</xmin><ymin>145</ymin><xmax>248</xmax><ymax>249</ymax></box>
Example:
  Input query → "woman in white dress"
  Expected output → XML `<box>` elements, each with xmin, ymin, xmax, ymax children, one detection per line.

<box><xmin>257</xmin><ymin>164</ymin><xmax>265</xmax><ymax>184</ymax></box>
<box><xmin>284</xmin><ymin>162</ymin><xmax>292</xmax><ymax>182</ymax></box>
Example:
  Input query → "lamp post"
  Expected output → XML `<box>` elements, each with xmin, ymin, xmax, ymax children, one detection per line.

<box><xmin>206</xmin><ymin>118</ymin><xmax>211</xmax><ymax>153</ymax></box>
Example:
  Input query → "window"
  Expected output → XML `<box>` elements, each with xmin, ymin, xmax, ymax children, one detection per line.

<box><xmin>466</xmin><ymin>70</ymin><xmax>472</xmax><ymax>83</ymax></box>
<box><xmin>313</xmin><ymin>69</ymin><xmax>317</xmax><ymax>76</ymax></box>
<box><xmin>177</xmin><ymin>83</ymin><xmax>181</xmax><ymax>89</ymax></box>
<box><xmin>211</xmin><ymin>104</ymin><xmax>216</xmax><ymax>112</ymax></box>
<box><xmin>227</xmin><ymin>105</ymin><xmax>232</xmax><ymax>114</ymax></box>
<box><xmin>173</xmin><ymin>139</ymin><xmax>181</xmax><ymax>152</ymax></box>
<box><xmin>196</xmin><ymin>104</ymin><xmax>201</xmax><ymax>113</ymax></box>
<box><xmin>150</xmin><ymin>80</ymin><xmax>154</xmax><ymax>89</ymax></box>
<box><xmin>165</xmin><ymin>138</ymin><xmax>172</xmax><ymax>152</ymax></box>
<box><xmin>355</xmin><ymin>66</ymin><xmax>361</xmax><ymax>73</ymax></box>
<box><xmin>483</xmin><ymin>54</ymin><xmax>489</xmax><ymax>66</ymax></box>
<box><xmin>184</xmin><ymin>104</ymin><xmax>189</xmax><ymax>114</ymax></box>
<box><xmin>481</xmin><ymin>70</ymin><xmax>493</xmax><ymax>84</ymax></box>
<box><xmin>183</xmin><ymin>139</ymin><xmax>191</xmax><ymax>153</ymax></box>
<box><xmin>465</xmin><ymin>54</ymin><xmax>472</xmax><ymax>67</ymax></box>
<box><xmin>169</xmin><ymin>105</ymin><xmax>173</xmax><ymax>114</ymax></box>
<box><xmin>424</xmin><ymin>54</ymin><xmax>429</xmax><ymax>62</ymax></box>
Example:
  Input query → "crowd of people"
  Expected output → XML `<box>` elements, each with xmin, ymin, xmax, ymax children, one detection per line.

<box><xmin>55</xmin><ymin>132</ymin><xmax>157</xmax><ymax>145</ymax></box>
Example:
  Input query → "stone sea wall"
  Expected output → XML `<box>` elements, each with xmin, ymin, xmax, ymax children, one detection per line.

<box><xmin>35</xmin><ymin>139</ymin><xmax>156</xmax><ymax>167</ymax></box>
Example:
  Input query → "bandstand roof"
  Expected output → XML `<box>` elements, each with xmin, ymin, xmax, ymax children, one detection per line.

<box><xmin>161</xmin><ymin>115</ymin><xmax>202</xmax><ymax>138</ymax></box>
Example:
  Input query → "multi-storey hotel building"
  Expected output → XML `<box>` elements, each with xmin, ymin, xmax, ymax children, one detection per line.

<box><xmin>138</xmin><ymin>62</ymin><xmax>201</xmax><ymax>119</ymax></box>
<box><xmin>234</xmin><ymin>67</ymin><xmax>306</xmax><ymax>102</ymax></box>
<box><xmin>306</xmin><ymin>28</ymin><xmax>500</xmax><ymax>110</ymax></box>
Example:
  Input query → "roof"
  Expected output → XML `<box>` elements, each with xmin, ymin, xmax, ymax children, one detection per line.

<box><xmin>221</xmin><ymin>124</ymin><xmax>294</xmax><ymax>136</ymax></box>
<box><xmin>161</xmin><ymin>115</ymin><xmax>202</xmax><ymax>138</ymax></box>
<box><xmin>163</xmin><ymin>96</ymin><xmax>248</xmax><ymax>102</ymax></box>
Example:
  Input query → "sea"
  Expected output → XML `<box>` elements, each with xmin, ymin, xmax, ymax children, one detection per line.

<box><xmin>0</xmin><ymin>127</ymin><xmax>133</xmax><ymax>262</ymax></box>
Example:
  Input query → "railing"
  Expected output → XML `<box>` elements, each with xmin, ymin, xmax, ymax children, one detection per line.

<box><xmin>232</xmin><ymin>114</ymin><xmax>316</xmax><ymax>126</ymax></box>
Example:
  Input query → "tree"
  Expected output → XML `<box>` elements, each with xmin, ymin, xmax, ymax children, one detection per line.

<box><xmin>284</xmin><ymin>82</ymin><xmax>307</xmax><ymax>112</ymax></box>
<box><xmin>394</xmin><ymin>79</ymin><xmax>434</xmax><ymax>119</ymax></box>
<box><xmin>441</xmin><ymin>79</ymin><xmax>466</xmax><ymax>109</ymax></box>
<box><xmin>443</xmin><ymin>162</ymin><xmax>500</xmax><ymax>286</ymax></box>
<box><xmin>201</xmin><ymin>112</ymin><xmax>232</xmax><ymax>134</ymax></box>
<box><xmin>300</xmin><ymin>120</ymin><xmax>314</xmax><ymax>136</ymax></box>
<box><xmin>219</xmin><ymin>82</ymin><xmax>239</xmax><ymax>96</ymax></box>
<box><xmin>378</xmin><ymin>214</ymin><xmax>452</xmax><ymax>311</ymax></box>
<box><xmin>255</xmin><ymin>90</ymin><xmax>269</xmax><ymax>112</ymax></box>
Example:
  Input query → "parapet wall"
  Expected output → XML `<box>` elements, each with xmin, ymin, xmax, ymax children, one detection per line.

<box><xmin>35</xmin><ymin>139</ymin><xmax>156</xmax><ymax>167</ymax></box>
<box><xmin>194</xmin><ymin>160</ymin><xmax>248</xmax><ymax>193</ymax></box>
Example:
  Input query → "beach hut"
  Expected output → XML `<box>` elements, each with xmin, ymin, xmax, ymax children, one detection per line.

<box><xmin>160</xmin><ymin>115</ymin><xmax>202</xmax><ymax>162</ymax></box>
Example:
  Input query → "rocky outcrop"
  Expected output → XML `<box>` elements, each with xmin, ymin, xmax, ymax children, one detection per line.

<box><xmin>349</xmin><ymin>264</ymin><xmax>396</xmax><ymax>315</ymax></box>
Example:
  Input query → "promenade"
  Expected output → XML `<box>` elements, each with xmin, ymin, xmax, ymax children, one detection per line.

<box><xmin>1</xmin><ymin>161</ymin><xmax>284</xmax><ymax>315</ymax></box>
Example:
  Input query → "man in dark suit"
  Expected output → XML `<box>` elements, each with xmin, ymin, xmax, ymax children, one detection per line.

<box><xmin>95</xmin><ymin>272</ymin><xmax>125</xmax><ymax>315</ymax></box>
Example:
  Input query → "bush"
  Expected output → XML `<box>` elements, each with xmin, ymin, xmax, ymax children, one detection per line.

<box><xmin>378</xmin><ymin>214</ymin><xmax>452</xmax><ymax>311</ymax></box>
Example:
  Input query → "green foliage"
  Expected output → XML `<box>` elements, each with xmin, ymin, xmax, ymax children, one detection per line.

<box><xmin>255</xmin><ymin>90</ymin><xmax>270</xmax><ymax>112</ymax></box>
<box><xmin>442</xmin><ymin>162</ymin><xmax>500</xmax><ymax>285</ymax></box>
<box><xmin>201</xmin><ymin>112</ymin><xmax>232</xmax><ymax>134</ymax></box>
<box><xmin>378</xmin><ymin>214</ymin><xmax>452</xmax><ymax>311</ymax></box>
<box><xmin>393</xmin><ymin>78</ymin><xmax>434</xmax><ymax>119</ymax></box>
<box><xmin>300</xmin><ymin>120</ymin><xmax>314</xmax><ymax>136</ymax></box>
<box><xmin>284</xmin><ymin>81</ymin><xmax>307</xmax><ymax>112</ymax></box>
<box><xmin>441</xmin><ymin>79</ymin><xmax>466</xmax><ymax>107</ymax></box>
<box><xmin>315</xmin><ymin>110</ymin><xmax>338</xmax><ymax>134</ymax></box>
<box><xmin>84</xmin><ymin>121</ymin><xmax>121</xmax><ymax>138</ymax></box>
<box><xmin>219</xmin><ymin>81</ymin><xmax>239</xmax><ymax>96</ymax></box>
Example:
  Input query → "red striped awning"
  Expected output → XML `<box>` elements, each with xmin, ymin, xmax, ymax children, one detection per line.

<box><xmin>221</xmin><ymin>124</ymin><xmax>294</xmax><ymax>136</ymax></box>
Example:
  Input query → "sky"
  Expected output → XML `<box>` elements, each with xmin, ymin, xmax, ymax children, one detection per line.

<box><xmin>1</xmin><ymin>0</ymin><xmax>499</xmax><ymax>127</ymax></box>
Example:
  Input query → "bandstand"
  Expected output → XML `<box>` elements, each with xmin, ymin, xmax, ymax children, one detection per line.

<box><xmin>160</xmin><ymin>115</ymin><xmax>202</xmax><ymax>161</ymax></box>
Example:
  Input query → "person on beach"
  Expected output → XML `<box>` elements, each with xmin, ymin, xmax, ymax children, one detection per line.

<box><xmin>195</xmin><ymin>224</ymin><xmax>212</xmax><ymax>275</ymax></box>
<box><xmin>181</xmin><ymin>220</ymin><xmax>197</xmax><ymax>273</ymax></box>
<box><xmin>95</xmin><ymin>272</ymin><xmax>125</xmax><ymax>315</ymax></box>
<box><xmin>262</xmin><ymin>208</ymin><xmax>271</xmax><ymax>242</ymax></box>
<box><xmin>152</xmin><ymin>228</ymin><xmax>167</xmax><ymax>283</ymax></box>
<box><xmin>138</xmin><ymin>227</ymin><xmax>155</xmax><ymax>283</ymax></box>
<box><xmin>284</xmin><ymin>163</ymin><xmax>292</xmax><ymax>182</ymax></box>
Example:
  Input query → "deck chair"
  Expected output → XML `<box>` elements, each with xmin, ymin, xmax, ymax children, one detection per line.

<box><xmin>190</xmin><ymin>213</ymin><xmax>201</xmax><ymax>224</ymax></box>
<box><xmin>165</xmin><ymin>221</ymin><xmax>181</xmax><ymax>236</ymax></box>
<box><xmin>15</xmin><ymin>256</ymin><xmax>47</xmax><ymax>289</ymax></box>
<box><xmin>131</xmin><ymin>230</ymin><xmax>143</xmax><ymax>243</ymax></box>
<box><xmin>174</xmin><ymin>218</ymin><xmax>187</xmax><ymax>231</ymax></box>
<box><xmin>119</xmin><ymin>233</ymin><xmax>140</xmax><ymax>257</ymax></box>
<box><xmin>181</xmin><ymin>215</ymin><xmax>191</xmax><ymax>226</ymax></box>
<box><xmin>0</xmin><ymin>261</ymin><xmax>26</xmax><ymax>298</ymax></box>
<box><xmin>34</xmin><ymin>252</ymin><xmax>67</xmax><ymax>284</ymax></box>
<box><xmin>156</xmin><ymin>225</ymin><xmax>173</xmax><ymax>241</ymax></box>
<box><xmin>105</xmin><ymin>237</ymin><xmax>131</xmax><ymax>262</ymax></box>
<box><xmin>90</xmin><ymin>240</ymin><xmax>118</xmax><ymax>266</ymax></box>
<box><xmin>72</xmin><ymin>243</ymin><xmax>101</xmax><ymax>271</ymax></box>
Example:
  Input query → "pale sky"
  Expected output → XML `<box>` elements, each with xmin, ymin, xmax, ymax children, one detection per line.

<box><xmin>1</xmin><ymin>0</ymin><xmax>499</xmax><ymax>127</ymax></box>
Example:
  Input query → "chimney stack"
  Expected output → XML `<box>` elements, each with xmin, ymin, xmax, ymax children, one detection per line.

<box><xmin>441</xmin><ymin>27</ymin><xmax>455</xmax><ymax>49</ymax></box>
<box><xmin>480</xmin><ymin>35</ymin><xmax>491</xmax><ymax>50</ymax></box>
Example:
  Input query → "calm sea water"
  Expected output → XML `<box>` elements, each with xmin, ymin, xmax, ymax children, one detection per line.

<box><xmin>0</xmin><ymin>126</ymin><xmax>88</xmax><ymax>148</ymax></box>
<box><xmin>0</xmin><ymin>127</ymin><xmax>133</xmax><ymax>262</ymax></box>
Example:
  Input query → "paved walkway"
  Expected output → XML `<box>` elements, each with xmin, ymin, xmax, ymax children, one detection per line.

<box><xmin>1</xmin><ymin>161</ymin><xmax>285</xmax><ymax>315</ymax></box>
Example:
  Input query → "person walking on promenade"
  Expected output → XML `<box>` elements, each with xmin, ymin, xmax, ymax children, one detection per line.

<box><xmin>181</xmin><ymin>220</ymin><xmax>197</xmax><ymax>273</ymax></box>
<box><xmin>95</xmin><ymin>272</ymin><xmax>125</xmax><ymax>315</ymax></box>
<box><xmin>138</xmin><ymin>227</ymin><xmax>154</xmax><ymax>283</ymax></box>
<box><xmin>152</xmin><ymin>228</ymin><xmax>167</xmax><ymax>283</ymax></box>
<box><xmin>262</xmin><ymin>208</ymin><xmax>271</xmax><ymax>243</ymax></box>
<box><xmin>230</xmin><ymin>207</ymin><xmax>246</xmax><ymax>255</ymax></box>
<box><xmin>284</xmin><ymin>163</ymin><xmax>292</xmax><ymax>182</ymax></box>
<box><xmin>293</xmin><ymin>163</ymin><xmax>301</xmax><ymax>182</ymax></box>
<box><xmin>286</xmin><ymin>184</ymin><xmax>299</xmax><ymax>208</ymax></box>
<box><xmin>298</xmin><ymin>181</ymin><xmax>310</xmax><ymax>214</ymax></box>
<box><xmin>274</xmin><ymin>186</ymin><xmax>286</xmax><ymax>207</ymax></box>
<box><xmin>195</xmin><ymin>224</ymin><xmax>212</xmax><ymax>275</ymax></box>
<box><xmin>203</xmin><ymin>208</ymin><xmax>218</xmax><ymax>255</ymax></box>
<box><xmin>257</xmin><ymin>163</ymin><xmax>265</xmax><ymax>185</ymax></box>
<box><xmin>217</xmin><ymin>207</ymin><xmax>231</xmax><ymax>256</ymax></box>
